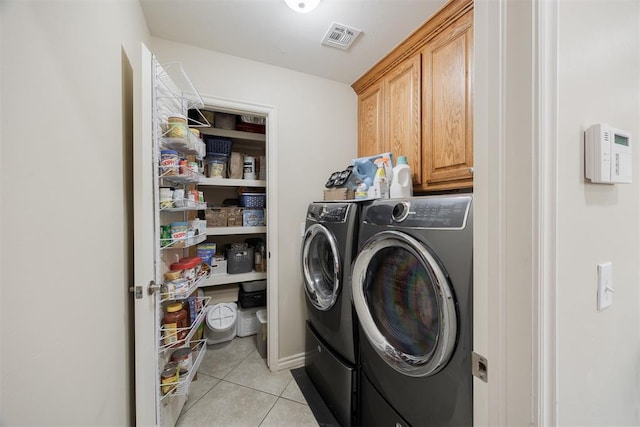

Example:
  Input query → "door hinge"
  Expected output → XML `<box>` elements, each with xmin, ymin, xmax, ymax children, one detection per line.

<box><xmin>129</xmin><ymin>285</ymin><xmax>143</xmax><ymax>299</ymax></box>
<box><xmin>472</xmin><ymin>352</ymin><xmax>488</xmax><ymax>382</ymax></box>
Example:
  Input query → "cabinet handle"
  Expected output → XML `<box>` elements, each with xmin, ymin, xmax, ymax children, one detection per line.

<box><xmin>468</xmin><ymin>167</ymin><xmax>474</xmax><ymax>175</ymax></box>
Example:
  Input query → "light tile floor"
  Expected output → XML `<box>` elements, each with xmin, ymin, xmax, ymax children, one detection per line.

<box><xmin>177</xmin><ymin>336</ymin><xmax>319</xmax><ymax>427</ymax></box>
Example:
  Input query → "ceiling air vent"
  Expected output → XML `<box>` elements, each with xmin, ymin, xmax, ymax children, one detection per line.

<box><xmin>321</xmin><ymin>22</ymin><xmax>362</xmax><ymax>50</ymax></box>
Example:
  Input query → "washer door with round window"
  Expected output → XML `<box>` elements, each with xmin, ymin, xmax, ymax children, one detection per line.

<box><xmin>352</xmin><ymin>230</ymin><xmax>457</xmax><ymax>377</ymax></box>
<box><xmin>302</xmin><ymin>223</ymin><xmax>341</xmax><ymax>311</ymax></box>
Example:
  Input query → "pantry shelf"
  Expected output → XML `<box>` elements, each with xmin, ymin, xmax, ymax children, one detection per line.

<box><xmin>199</xmin><ymin>177</ymin><xmax>266</xmax><ymax>188</ymax></box>
<box><xmin>206</xmin><ymin>226</ymin><xmax>266</xmax><ymax>236</ymax></box>
<box><xmin>202</xmin><ymin>271</ymin><xmax>267</xmax><ymax>287</ymax></box>
<box><xmin>200</xmin><ymin>127</ymin><xmax>265</xmax><ymax>143</ymax></box>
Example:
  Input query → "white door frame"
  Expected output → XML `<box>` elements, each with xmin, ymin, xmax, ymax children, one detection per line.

<box><xmin>473</xmin><ymin>0</ymin><xmax>558</xmax><ymax>425</ymax></box>
<box><xmin>197</xmin><ymin>95</ymin><xmax>280</xmax><ymax>371</ymax></box>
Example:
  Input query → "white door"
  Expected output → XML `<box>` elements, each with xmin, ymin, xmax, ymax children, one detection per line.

<box><xmin>133</xmin><ymin>42</ymin><xmax>160</xmax><ymax>426</ymax></box>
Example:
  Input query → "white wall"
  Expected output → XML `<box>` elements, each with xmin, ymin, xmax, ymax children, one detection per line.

<box><xmin>0</xmin><ymin>1</ymin><xmax>150</xmax><ymax>424</ymax></box>
<box><xmin>557</xmin><ymin>0</ymin><xmax>640</xmax><ymax>424</ymax></box>
<box><xmin>149</xmin><ymin>37</ymin><xmax>357</xmax><ymax>361</ymax></box>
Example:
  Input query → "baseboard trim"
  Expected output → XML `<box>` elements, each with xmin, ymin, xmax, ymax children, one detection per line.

<box><xmin>276</xmin><ymin>352</ymin><xmax>306</xmax><ymax>371</ymax></box>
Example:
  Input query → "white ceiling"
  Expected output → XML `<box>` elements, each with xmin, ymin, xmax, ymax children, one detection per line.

<box><xmin>139</xmin><ymin>0</ymin><xmax>447</xmax><ymax>85</ymax></box>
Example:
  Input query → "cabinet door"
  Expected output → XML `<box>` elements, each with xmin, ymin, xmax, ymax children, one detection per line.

<box><xmin>358</xmin><ymin>82</ymin><xmax>385</xmax><ymax>158</ymax></box>
<box><xmin>384</xmin><ymin>54</ymin><xmax>421</xmax><ymax>184</ymax></box>
<box><xmin>421</xmin><ymin>10</ymin><xmax>474</xmax><ymax>191</ymax></box>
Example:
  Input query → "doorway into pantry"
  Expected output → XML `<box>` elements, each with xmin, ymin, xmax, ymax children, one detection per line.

<box><xmin>197</xmin><ymin>95</ymin><xmax>278</xmax><ymax>371</ymax></box>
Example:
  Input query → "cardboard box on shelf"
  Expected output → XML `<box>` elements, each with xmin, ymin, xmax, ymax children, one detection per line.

<box><xmin>323</xmin><ymin>188</ymin><xmax>355</xmax><ymax>201</ymax></box>
<box><xmin>243</xmin><ymin>209</ymin><xmax>265</xmax><ymax>226</ymax></box>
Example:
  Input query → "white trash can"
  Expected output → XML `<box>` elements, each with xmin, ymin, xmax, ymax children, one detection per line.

<box><xmin>256</xmin><ymin>309</ymin><xmax>267</xmax><ymax>358</ymax></box>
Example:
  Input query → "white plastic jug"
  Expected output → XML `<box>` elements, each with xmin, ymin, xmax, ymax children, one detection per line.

<box><xmin>390</xmin><ymin>156</ymin><xmax>413</xmax><ymax>198</ymax></box>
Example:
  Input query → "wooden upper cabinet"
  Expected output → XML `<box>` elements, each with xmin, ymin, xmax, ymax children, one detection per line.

<box><xmin>353</xmin><ymin>0</ymin><xmax>473</xmax><ymax>193</ymax></box>
<box><xmin>420</xmin><ymin>9</ymin><xmax>473</xmax><ymax>191</ymax></box>
<box><xmin>384</xmin><ymin>54</ymin><xmax>421</xmax><ymax>184</ymax></box>
<box><xmin>358</xmin><ymin>82</ymin><xmax>385</xmax><ymax>158</ymax></box>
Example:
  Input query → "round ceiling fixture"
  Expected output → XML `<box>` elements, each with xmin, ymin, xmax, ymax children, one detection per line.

<box><xmin>284</xmin><ymin>0</ymin><xmax>321</xmax><ymax>13</ymax></box>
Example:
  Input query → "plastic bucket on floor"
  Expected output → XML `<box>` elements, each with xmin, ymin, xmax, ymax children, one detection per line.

<box><xmin>205</xmin><ymin>302</ymin><xmax>237</xmax><ymax>345</ymax></box>
<box><xmin>256</xmin><ymin>309</ymin><xmax>267</xmax><ymax>358</ymax></box>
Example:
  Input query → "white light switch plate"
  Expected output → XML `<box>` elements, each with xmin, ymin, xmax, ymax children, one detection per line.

<box><xmin>597</xmin><ymin>262</ymin><xmax>614</xmax><ymax>311</ymax></box>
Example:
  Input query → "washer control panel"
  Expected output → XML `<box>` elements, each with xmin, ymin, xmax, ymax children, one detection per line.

<box><xmin>365</xmin><ymin>196</ymin><xmax>472</xmax><ymax>229</ymax></box>
<box><xmin>307</xmin><ymin>203</ymin><xmax>351</xmax><ymax>223</ymax></box>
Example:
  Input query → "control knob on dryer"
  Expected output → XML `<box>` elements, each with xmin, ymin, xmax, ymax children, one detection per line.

<box><xmin>392</xmin><ymin>201</ymin><xmax>410</xmax><ymax>222</ymax></box>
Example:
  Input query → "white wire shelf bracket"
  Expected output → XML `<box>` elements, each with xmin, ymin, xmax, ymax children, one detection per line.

<box><xmin>160</xmin><ymin>271</ymin><xmax>210</xmax><ymax>303</ymax></box>
<box><xmin>156</xmin><ymin>62</ymin><xmax>205</xmax><ymax>113</ymax></box>
<box><xmin>160</xmin><ymin>200</ymin><xmax>207</xmax><ymax>212</ymax></box>
<box><xmin>160</xmin><ymin>233</ymin><xmax>207</xmax><ymax>251</ymax></box>
<box><xmin>159</xmin><ymin>339</ymin><xmax>207</xmax><ymax>401</ymax></box>
<box><xmin>159</xmin><ymin>168</ymin><xmax>203</xmax><ymax>185</ymax></box>
<box><xmin>159</xmin><ymin>296</ymin><xmax>211</xmax><ymax>352</ymax></box>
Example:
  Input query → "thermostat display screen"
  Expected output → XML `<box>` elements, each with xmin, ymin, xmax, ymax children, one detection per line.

<box><xmin>615</xmin><ymin>134</ymin><xmax>629</xmax><ymax>146</ymax></box>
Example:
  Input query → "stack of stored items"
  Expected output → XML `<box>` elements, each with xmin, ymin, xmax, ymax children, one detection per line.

<box><xmin>203</xmin><ymin>137</ymin><xmax>232</xmax><ymax>178</ymax></box>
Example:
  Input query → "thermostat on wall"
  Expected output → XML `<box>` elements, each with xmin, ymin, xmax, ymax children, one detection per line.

<box><xmin>585</xmin><ymin>123</ymin><xmax>632</xmax><ymax>184</ymax></box>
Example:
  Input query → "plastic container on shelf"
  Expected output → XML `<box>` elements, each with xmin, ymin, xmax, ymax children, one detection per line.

<box><xmin>256</xmin><ymin>309</ymin><xmax>267</xmax><ymax>358</ymax></box>
<box><xmin>227</xmin><ymin>247</ymin><xmax>254</xmax><ymax>274</ymax></box>
<box><xmin>214</xmin><ymin>113</ymin><xmax>236</xmax><ymax>130</ymax></box>
<box><xmin>170</xmin><ymin>347</ymin><xmax>193</xmax><ymax>375</ymax></box>
<box><xmin>390</xmin><ymin>155</ymin><xmax>413</xmax><ymax>198</ymax></box>
<box><xmin>163</xmin><ymin>302</ymin><xmax>188</xmax><ymax>346</ymax></box>
<box><xmin>170</xmin><ymin>222</ymin><xmax>188</xmax><ymax>248</ymax></box>
<box><xmin>241</xmin><ymin>280</ymin><xmax>267</xmax><ymax>293</ymax></box>
<box><xmin>160</xmin><ymin>150</ymin><xmax>179</xmax><ymax>176</ymax></box>
<box><xmin>205</xmin><ymin>302</ymin><xmax>237</xmax><ymax>344</ymax></box>
<box><xmin>238</xmin><ymin>193</ymin><xmax>266</xmax><ymax>208</ymax></box>
<box><xmin>167</xmin><ymin>115</ymin><xmax>188</xmax><ymax>139</ymax></box>
<box><xmin>243</xmin><ymin>155</ymin><xmax>256</xmax><ymax>180</ymax></box>
<box><xmin>206</xmin><ymin>156</ymin><xmax>227</xmax><ymax>178</ymax></box>
<box><xmin>204</xmin><ymin>136</ymin><xmax>233</xmax><ymax>157</ymax></box>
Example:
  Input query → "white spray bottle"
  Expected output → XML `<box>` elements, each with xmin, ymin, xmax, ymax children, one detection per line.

<box><xmin>369</xmin><ymin>157</ymin><xmax>390</xmax><ymax>199</ymax></box>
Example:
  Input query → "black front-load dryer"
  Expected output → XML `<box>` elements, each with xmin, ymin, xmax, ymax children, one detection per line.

<box><xmin>352</xmin><ymin>195</ymin><xmax>473</xmax><ymax>426</ymax></box>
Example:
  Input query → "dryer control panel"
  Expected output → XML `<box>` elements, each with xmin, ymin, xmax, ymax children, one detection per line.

<box><xmin>364</xmin><ymin>196</ymin><xmax>471</xmax><ymax>229</ymax></box>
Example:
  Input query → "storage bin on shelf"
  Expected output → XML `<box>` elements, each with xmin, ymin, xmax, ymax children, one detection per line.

<box><xmin>238</xmin><ymin>193</ymin><xmax>266</xmax><ymax>208</ymax></box>
<box><xmin>204</xmin><ymin>136</ymin><xmax>233</xmax><ymax>158</ymax></box>
<box><xmin>237</xmin><ymin>306</ymin><xmax>261</xmax><ymax>337</ymax></box>
<box><xmin>204</xmin><ymin>283</ymin><xmax>239</xmax><ymax>304</ymax></box>
<box><xmin>226</xmin><ymin>245</ymin><xmax>254</xmax><ymax>274</ymax></box>
<box><xmin>239</xmin><ymin>286</ymin><xmax>266</xmax><ymax>309</ymax></box>
<box><xmin>204</xmin><ymin>302</ymin><xmax>237</xmax><ymax>344</ymax></box>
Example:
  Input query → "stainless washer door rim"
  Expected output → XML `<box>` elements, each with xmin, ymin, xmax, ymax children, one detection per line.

<box><xmin>302</xmin><ymin>223</ymin><xmax>341</xmax><ymax>311</ymax></box>
<box><xmin>352</xmin><ymin>230</ymin><xmax>457</xmax><ymax>377</ymax></box>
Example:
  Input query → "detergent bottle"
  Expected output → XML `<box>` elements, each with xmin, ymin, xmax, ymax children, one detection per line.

<box><xmin>369</xmin><ymin>158</ymin><xmax>389</xmax><ymax>199</ymax></box>
<box><xmin>390</xmin><ymin>156</ymin><xmax>413</xmax><ymax>198</ymax></box>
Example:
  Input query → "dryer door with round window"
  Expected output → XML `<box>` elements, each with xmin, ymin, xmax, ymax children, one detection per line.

<box><xmin>352</xmin><ymin>230</ymin><xmax>457</xmax><ymax>377</ymax></box>
<box><xmin>302</xmin><ymin>223</ymin><xmax>341</xmax><ymax>311</ymax></box>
